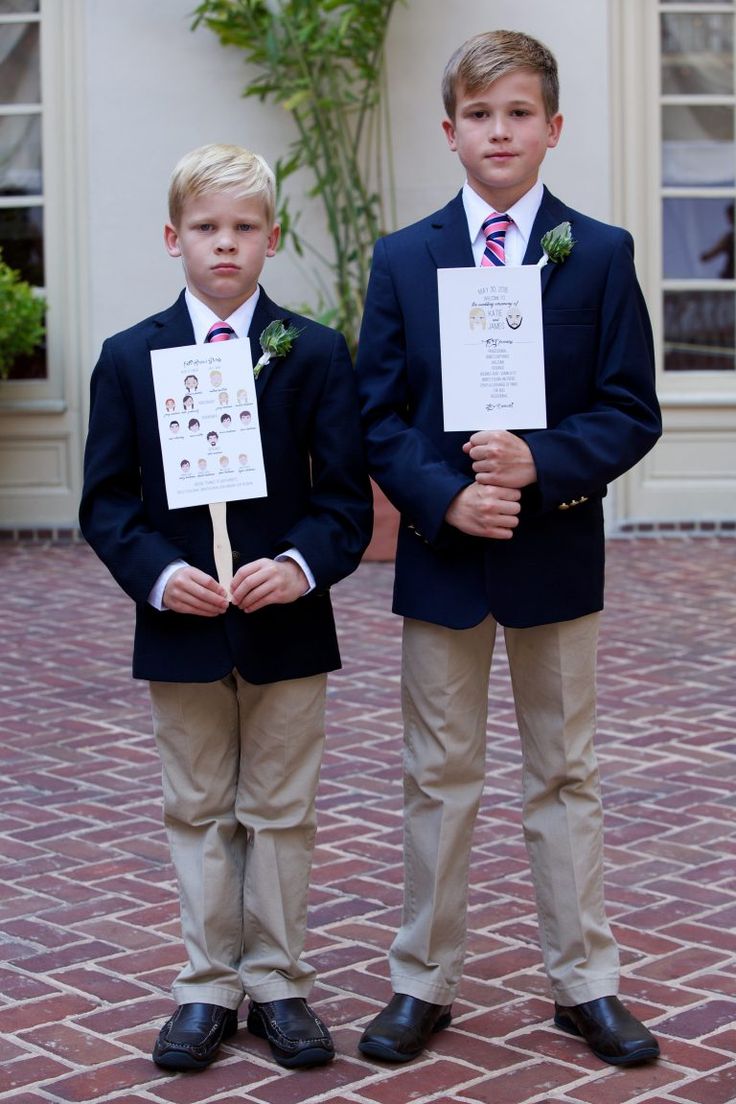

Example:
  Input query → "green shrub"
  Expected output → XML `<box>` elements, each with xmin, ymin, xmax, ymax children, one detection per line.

<box><xmin>0</xmin><ymin>249</ymin><xmax>46</xmax><ymax>378</ymax></box>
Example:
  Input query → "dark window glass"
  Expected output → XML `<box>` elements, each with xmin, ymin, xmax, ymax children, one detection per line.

<box><xmin>0</xmin><ymin>204</ymin><xmax>44</xmax><ymax>284</ymax></box>
<box><xmin>664</xmin><ymin>290</ymin><xmax>735</xmax><ymax>371</ymax></box>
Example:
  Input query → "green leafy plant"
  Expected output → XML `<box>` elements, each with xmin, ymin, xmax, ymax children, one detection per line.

<box><xmin>192</xmin><ymin>0</ymin><xmax>399</xmax><ymax>354</ymax></box>
<box><xmin>0</xmin><ymin>249</ymin><xmax>45</xmax><ymax>378</ymax></box>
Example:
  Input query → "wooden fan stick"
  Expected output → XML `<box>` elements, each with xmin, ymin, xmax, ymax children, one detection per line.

<box><xmin>209</xmin><ymin>501</ymin><xmax>233</xmax><ymax>597</ymax></box>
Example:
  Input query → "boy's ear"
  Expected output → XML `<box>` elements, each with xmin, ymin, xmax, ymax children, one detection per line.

<box><xmin>441</xmin><ymin>117</ymin><xmax>457</xmax><ymax>152</ymax></box>
<box><xmin>547</xmin><ymin>113</ymin><xmax>564</xmax><ymax>149</ymax></box>
<box><xmin>164</xmin><ymin>223</ymin><xmax>182</xmax><ymax>258</ymax></box>
<box><xmin>266</xmin><ymin>223</ymin><xmax>281</xmax><ymax>258</ymax></box>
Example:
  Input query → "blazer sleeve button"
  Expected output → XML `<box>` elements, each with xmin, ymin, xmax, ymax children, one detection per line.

<box><xmin>557</xmin><ymin>495</ymin><xmax>589</xmax><ymax>511</ymax></box>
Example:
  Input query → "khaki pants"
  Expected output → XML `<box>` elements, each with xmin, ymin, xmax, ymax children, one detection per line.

<box><xmin>149</xmin><ymin>670</ymin><xmax>326</xmax><ymax>1008</ymax></box>
<box><xmin>391</xmin><ymin>613</ymin><xmax>619</xmax><ymax>1006</ymax></box>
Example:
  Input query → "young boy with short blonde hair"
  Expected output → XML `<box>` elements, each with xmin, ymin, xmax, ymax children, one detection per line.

<box><xmin>81</xmin><ymin>143</ymin><xmax>372</xmax><ymax>1073</ymax></box>
<box><xmin>167</xmin><ymin>143</ymin><xmax>277</xmax><ymax>227</ymax></box>
<box><xmin>356</xmin><ymin>30</ymin><xmax>661</xmax><ymax>1067</ymax></box>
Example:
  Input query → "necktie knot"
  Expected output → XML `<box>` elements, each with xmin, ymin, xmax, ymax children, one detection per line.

<box><xmin>481</xmin><ymin>212</ymin><xmax>512</xmax><ymax>267</ymax></box>
<box><xmin>205</xmin><ymin>321</ymin><xmax>236</xmax><ymax>343</ymax></box>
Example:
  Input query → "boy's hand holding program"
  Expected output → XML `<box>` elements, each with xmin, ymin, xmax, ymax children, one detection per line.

<box><xmin>231</xmin><ymin>556</ymin><xmax>308</xmax><ymax>612</ymax></box>
<box><xmin>464</xmin><ymin>429</ymin><xmax>538</xmax><ymax>488</ymax></box>
<box><xmin>445</xmin><ymin>482</ymin><xmax>521</xmax><ymax>539</ymax></box>
<box><xmin>163</xmin><ymin>565</ymin><xmax>229</xmax><ymax>616</ymax></box>
<box><xmin>445</xmin><ymin>429</ymin><xmax>536</xmax><ymax>540</ymax></box>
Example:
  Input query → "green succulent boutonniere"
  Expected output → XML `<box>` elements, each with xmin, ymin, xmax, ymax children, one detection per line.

<box><xmin>538</xmin><ymin>221</ymin><xmax>575</xmax><ymax>267</ymax></box>
<box><xmin>253</xmin><ymin>319</ymin><xmax>302</xmax><ymax>379</ymax></box>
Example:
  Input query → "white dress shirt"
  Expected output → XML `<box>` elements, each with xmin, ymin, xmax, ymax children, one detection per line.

<box><xmin>462</xmin><ymin>178</ymin><xmax>544</xmax><ymax>266</ymax></box>
<box><xmin>184</xmin><ymin>286</ymin><xmax>260</xmax><ymax>346</ymax></box>
<box><xmin>148</xmin><ymin>289</ymin><xmax>315</xmax><ymax>609</ymax></box>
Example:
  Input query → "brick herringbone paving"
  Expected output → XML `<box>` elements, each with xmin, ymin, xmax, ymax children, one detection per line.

<box><xmin>0</xmin><ymin>537</ymin><xmax>734</xmax><ymax>1104</ymax></box>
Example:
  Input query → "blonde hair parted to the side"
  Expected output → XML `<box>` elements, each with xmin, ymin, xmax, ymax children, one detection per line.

<box><xmin>442</xmin><ymin>30</ymin><xmax>560</xmax><ymax>121</ymax></box>
<box><xmin>167</xmin><ymin>143</ymin><xmax>276</xmax><ymax>227</ymax></box>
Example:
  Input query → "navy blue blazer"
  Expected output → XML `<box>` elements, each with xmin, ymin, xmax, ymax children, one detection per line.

<box><xmin>355</xmin><ymin>188</ymin><xmax>662</xmax><ymax>629</ymax></box>
<box><xmin>80</xmin><ymin>288</ymin><xmax>373</xmax><ymax>683</ymax></box>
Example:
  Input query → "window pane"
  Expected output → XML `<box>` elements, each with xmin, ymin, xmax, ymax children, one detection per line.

<box><xmin>662</xmin><ymin>105</ymin><xmax>735</xmax><ymax>187</ymax></box>
<box><xmin>663</xmin><ymin>197</ymin><xmax>734</xmax><ymax>278</ymax></box>
<box><xmin>0</xmin><ymin>111</ymin><xmax>41</xmax><ymax>193</ymax></box>
<box><xmin>664</xmin><ymin>290</ymin><xmax>735</xmax><ymax>371</ymax></box>
<box><xmin>0</xmin><ymin>204</ymin><xmax>43</xmax><ymax>284</ymax></box>
<box><xmin>0</xmin><ymin>1</ymin><xmax>39</xmax><ymax>13</ymax></box>
<box><xmin>0</xmin><ymin>22</ymin><xmax>40</xmax><ymax>104</ymax></box>
<box><xmin>5</xmin><ymin>340</ymin><xmax>46</xmax><ymax>381</ymax></box>
<box><xmin>661</xmin><ymin>12</ymin><xmax>734</xmax><ymax>94</ymax></box>
<box><xmin>1</xmin><ymin>200</ymin><xmax>45</xmax><ymax>379</ymax></box>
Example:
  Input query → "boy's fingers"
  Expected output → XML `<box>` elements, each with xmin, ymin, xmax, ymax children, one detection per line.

<box><xmin>198</xmin><ymin>573</ymin><xmax>227</xmax><ymax>593</ymax></box>
<box><xmin>231</xmin><ymin>559</ymin><xmax>305</xmax><ymax>610</ymax></box>
<box><xmin>237</xmin><ymin>581</ymin><xmax>274</xmax><ymax>612</ymax></box>
<box><xmin>233</xmin><ymin>568</ymin><xmax>278</xmax><ymax>608</ymax></box>
<box><xmin>164</xmin><ymin>567</ymin><xmax>228</xmax><ymax>615</ymax></box>
<box><xmin>231</xmin><ymin>560</ymin><xmax>267</xmax><ymax>601</ymax></box>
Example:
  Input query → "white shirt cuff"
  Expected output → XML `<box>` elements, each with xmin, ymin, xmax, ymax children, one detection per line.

<box><xmin>148</xmin><ymin>559</ymin><xmax>188</xmax><ymax>610</ymax></box>
<box><xmin>276</xmin><ymin>548</ymin><xmax>315</xmax><ymax>594</ymax></box>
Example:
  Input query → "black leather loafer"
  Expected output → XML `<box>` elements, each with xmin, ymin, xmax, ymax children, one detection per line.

<box><xmin>247</xmin><ymin>997</ymin><xmax>335</xmax><ymax>1068</ymax></box>
<box><xmin>358</xmin><ymin>993</ymin><xmax>452</xmax><ymax>1062</ymax></box>
<box><xmin>152</xmin><ymin>1002</ymin><xmax>239</xmax><ymax>1071</ymax></box>
<box><xmin>554</xmin><ymin>995</ymin><xmax>660</xmax><ymax>1066</ymax></box>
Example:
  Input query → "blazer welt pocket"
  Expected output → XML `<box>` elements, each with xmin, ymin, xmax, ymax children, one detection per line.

<box><xmin>544</xmin><ymin>308</ymin><xmax>597</xmax><ymax>326</ymax></box>
<box><xmin>266</xmin><ymin>387</ymin><xmax>299</xmax><ymax>406</ymax></box>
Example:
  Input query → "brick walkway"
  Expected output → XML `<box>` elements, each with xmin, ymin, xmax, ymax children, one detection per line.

<box><xmin>1</xmin><ymin>537</ymin><xmax>734</xmax><ymax>1104</ymax></box>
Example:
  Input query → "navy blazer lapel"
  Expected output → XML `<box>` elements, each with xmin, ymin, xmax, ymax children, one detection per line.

<box><xmin>248</xmin><ymin>287</ymin><xmax>285</xmax><ymax>399</ymax></box>
<box><xmin>425</xmin><ymin>192</ymin><xmax>475</xmax><ymax>270</ymax></box>
<box><xmin>147</xmin><ymin>290</ymin><xmax>195</xmax><ymax>351</ymax></box>
<box><xmin>523</xmin><ymin>187</ymin><xmax>572</xmax><ymax>294</ymax></box>
<box><xmin>425</xmin><ymin>190</ymin><xmax>574</xmax><ymax>298</ymax></box>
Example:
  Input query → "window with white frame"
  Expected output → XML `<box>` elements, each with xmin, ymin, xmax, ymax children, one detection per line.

<box><xmin>0</xmin><ymin>0</ymin><xmax>45</xmax><ymax>379</ymax></box>
<box><xmin>660</xmin><ymin>0</ymin><xmax>736</xmax><ymax>371</ymax></box>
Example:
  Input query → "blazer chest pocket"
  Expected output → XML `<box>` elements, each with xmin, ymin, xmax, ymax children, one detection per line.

<box><xmin>264</xmin><ymin>386</ymin><xmax>300</xmax><ymax>408</ymax></box>
<box><xmin>544</xmin><ymin>308</ymin><xmax>597</xmax><ymax>327</ymax></box>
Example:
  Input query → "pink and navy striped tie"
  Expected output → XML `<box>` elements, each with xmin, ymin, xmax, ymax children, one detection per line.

<box><xmin>481</xmin><ymin>213</ymin><xmax>512</xmax><ymax>267</ymax></box>
<box><xmin>205</xmin><ymin>321</ymin><xmax>236</xmax><ymax>342</ymax></box>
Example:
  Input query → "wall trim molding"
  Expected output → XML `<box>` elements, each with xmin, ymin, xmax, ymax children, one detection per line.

<box><xmin>0</xmin><ymin>522</ymin><xmax>733</xmax><ymax>551</ymax></box>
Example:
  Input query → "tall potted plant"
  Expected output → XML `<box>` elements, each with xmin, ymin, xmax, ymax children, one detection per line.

<box><xmin>192</xmin><ymin>0</ymin><xmax>399</xmax><ymax>355</ymax></box>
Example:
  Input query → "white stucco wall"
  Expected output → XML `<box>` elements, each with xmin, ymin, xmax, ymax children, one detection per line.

<box><xmin>386</xmin><ymin>1</ymin><xmax>611</xmax><ymax>228</ymax></box>
<box><xmin>83</xmin><ymin>0</ymin><xmax>611</xmax><ymax>357</ymax></box>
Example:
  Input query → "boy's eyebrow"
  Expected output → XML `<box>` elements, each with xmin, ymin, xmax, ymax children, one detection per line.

<box><xmin>461</xmin><ymin>96</ymin><xmax>538</xmax><ymax>109</ymax></box>
<box><xmin>184</xmin><ymin>209</ymin><xmax>264</xmax><ymax>224</ymax></box>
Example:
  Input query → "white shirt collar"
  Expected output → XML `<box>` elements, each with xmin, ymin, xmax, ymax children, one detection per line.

<box><xmin>462</xmin><ymin>179</ymin><xmax>544</xmax><ymax>265</ymax></box>
<box><xmin>185</xmin><ymin>286</ymin><xmax>261</xmax><ymax>345</ymax></box>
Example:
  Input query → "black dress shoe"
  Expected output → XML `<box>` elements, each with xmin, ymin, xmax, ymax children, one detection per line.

<box><xmin>247</xmin><ymin>997</ymin><xmax>335</xmax><ymax>1068</ymax></box>
<box><xmin>152</xmin><ymin>1002</ymin><xmax>239</xmax><ymax>1071</ymax></box>
<box><xmin>554</xmin><ymin>995</ymin><xmax>660</xmax><ymax>1066</ymax></box>
<box><xmin>359</xmin><ymin>993</ymin><xmax>452</xmax><ymax>1062</ymax></box>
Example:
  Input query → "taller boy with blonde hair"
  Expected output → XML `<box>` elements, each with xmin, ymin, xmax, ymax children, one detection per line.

<box><xmin>356</xmin><ymin>30</ymin><xmax>662</xmax><ymax>1066</ymax></box>
<box><xmin>80</xmin><ymin>143</ymin><xmax>372</xmax><ymax>1072</ymax></box>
